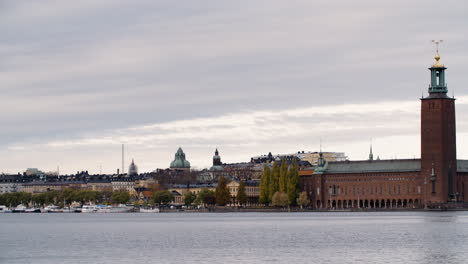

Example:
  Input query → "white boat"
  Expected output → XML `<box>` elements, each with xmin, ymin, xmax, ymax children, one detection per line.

<box><xmin>96</xmin><ymin>204</ymin><xmax>131</xmax><ymax>213</ymax></box>
<box><xmin>139</xmin><ymin>207</ymin><xmax>160</xmax><ymax>213</ymax></box>
<box><xmin>12</xmin><ymin>204</ymin><xmax>26</xmax><ymax>213</ymax></box>
<box><xmin>81</xmin><ymin>205</ymin><xmax>97</xmax><ymax>213</ymax></box>
<box><xmin>41</xmin><ymin>205</ymin><xmax>64</xmax><ymax>213</ymax></box>
<box><xmin>0</xmin><ymin>205</ymin><xmax>9</xmax><ymax>213</ymax></box>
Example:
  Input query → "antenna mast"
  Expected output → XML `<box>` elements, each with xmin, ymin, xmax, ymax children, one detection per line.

<box><xmin>122</xmin><ymin>144</ymin><xmax>124</xmax><ymax>175</ymax></box>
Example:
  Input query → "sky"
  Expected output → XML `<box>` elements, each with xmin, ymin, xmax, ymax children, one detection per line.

<box><xmin>1</xmin><ymin>0</ymin><xmax>468</xmax><ymax>174</ymax></box>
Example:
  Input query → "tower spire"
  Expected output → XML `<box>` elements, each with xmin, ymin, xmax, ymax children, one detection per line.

<box><xmin>428</xmin><ymin>40</ymin><xmax>447</xmax><ymax>95</ymax></box>
<box><xmin>369</xmin><ymin>142</ymin><xmax>374</xmax><ymax>161</ymax></box>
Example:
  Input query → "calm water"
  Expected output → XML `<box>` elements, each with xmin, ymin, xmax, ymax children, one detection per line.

<box><xmin>1</xmin><ymin>212</ymin><xmax>468</xmax><ymax>264</ymax></box>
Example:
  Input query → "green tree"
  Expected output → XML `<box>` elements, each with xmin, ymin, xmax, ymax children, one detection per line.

<box><xmin>279</xmin><ymin>159</ymin><xmax>288</xmax><ymax>193</ymax></box>
<box><xmin>236</xmin><ymin>180</ymin><xmax>248</xmax><ymax>206</ymax></box>
<box><xmin>287</xmin><ymin>159</ymin><xmax>300</xmax><ymax>205</ymax></box>
<box><xmin>297</xmin><ymin>191</ymin><xmax>309</xmax><ymax>208</ymax></box>
<box><xmin>152</xmin><ymin>190</ymin><xmax>174</xmax><ymax>205</ymax></box>
<box><xmin>271</xmin><ymin>192</ymin><xmax>289</xmax><ymax>208</ymax></box>
<box><xmin>111</xmin><ymin>190</ymin><xmax>130</xmax><ymax>204</ymax></box>
<box><xmin>215</xmin><ymin>176</ymin><xmax>231</xmax><ymax>206</ymax></box>
<box><xmin>259</xmin><ymin>165</ymin><xmax>271</xmax><ymax>205</ymax></box>
<box><xmin>184</xmin><ymin>192</ymin><xmax>196</xmax><ymax>207</ymax></box>
<box><xmin>58</xmin><ymin>188</ymin><xmax>76</xmax><ymax>207</ymax></box>
<box><xmin>196</xmin><ymin>188</ymin><xmax>216</xmax><ymax>206</ymax></box>
<box><xmin>269</xmin><ymin>162</ymin><xmax>280</xmax><ymax>201</ymax></box>
<box><xmin>5</xmin><ymin>192</ymin><xmax>32</xmax><ymax>207</ymax></box>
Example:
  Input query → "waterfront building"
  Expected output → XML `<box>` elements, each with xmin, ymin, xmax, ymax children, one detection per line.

<box><xmin>170</xmin><ymin>147</ymin><xmax>191</xmax><ymax>171</ymax></box>
<box><xmin>111</xmin><ymin>177</ymin><xmax>136</xmax><ymax>196</ymax></box>
<box><xmin>86</xmin><ymin>177</ymin><xmax>113</xmax><ymax>192</ymax></box>
<box><xmin>300</xmin><ymin>52</ymin><xmax>468</xmax><ymax>209</ymax></box>
<box><xmin>0</xmin><ymin>176</ymin><xmax>23</xmax><ymax>193</ymax></box>
<box><xmin>22</xmin><ymin>181</ymin><xmax>86</xmax><ymax>193</ymax></box>
<box><xmin>226</xmin><ymin>179</ymin><xmax>260</xmax><ymax>205</ymax></box>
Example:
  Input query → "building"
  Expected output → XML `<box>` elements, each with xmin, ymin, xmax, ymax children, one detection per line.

<box><xmin>300</xmin><ymin>51</ymin><xmax>468</xmax><ymax>209</ymax></box>
<box><xmin>252</xmin><ymin>151</ymin><xmax>346</xmax><ymax>166</ymax></box>
<box><xmin>226</xmin><ymin>179</ymin><xmax>260</xmax><ymax>205</ymax></box>
<box><xmin>0</xmin><ymin>175</ymin><xmax>23</xmax><ymax>193</ymax></box>
<box><xmin>128</xmin><ymin>159</ymin><xmax>138</xmax><ymax>176</ymax></box>
<box><xmin>170</xmin><ymin>147</ymin><xmax>191</xmax><ymax>171</ymax></box>
<box><xmin>111</xmin><ymin>177</ymin><xmax>136</xmax><ymax>196</ymax></box>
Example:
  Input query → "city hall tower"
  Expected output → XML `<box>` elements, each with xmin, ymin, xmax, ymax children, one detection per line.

<box><xmin>421</xmin><ymin>47</ymin><xmax>457</xmax><ymax>203</ymax></box>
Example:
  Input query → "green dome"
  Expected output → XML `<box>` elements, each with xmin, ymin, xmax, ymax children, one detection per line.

<box><xmin>170</xmin><ymin>147</ymin><xmax>191</xmax><ymax>168</ymax></box>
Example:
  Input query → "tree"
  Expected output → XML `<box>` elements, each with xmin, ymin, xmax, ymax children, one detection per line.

<box><xmin>287</xmin><ymin>159</ymin><xmax>300</xmax><ymax>206</ymax></box>
<box><xmin>196</xmin><ymin>188</ymin><xmax>216</xmax><ymax>207</ymax></box>
<box><xmin>297</xmin><ymin>191</ymin><xmax>309</xmax><ymax>208</ymax></box>
<box><xmin>259</xmin><ymin>165</ymin><xmax>271</xmax><ymax>205</ymax></box>
<box><xmin>279</xmin><ymin>159</ymin><xmax>288</xmax><ymax>193</ymax></box>
<box><xmin>215</xmin><ymin>176</ymin><xmax>231</xmax><ymax>206</ymax></box>
<box><xmin>152</xmin><ymin>190</ymin><xmax>174</xmax><ymax>205</ymax></box>
<box><xmin>236</xmin><ymin>180</ymin><xmax>248</xmax><ymax>206</ymax></box>
<box><xmin>112</xmin><ymin>190</ymin><xmax>130</xmax><ymax>204</ymax></box>
<box><xmin>184</xmin><ymin>192</ymin><xmax>196</xmax><ymax>207</ymax></box>
<box><xmin>269</xmin><ymin>162</ymin><xmax>280</xmax><ymax>201</ymax></box>
<box><xmin>271</xmin><ymin>192</ymin><xmax>289</xmax><ymax>208</ymax></box>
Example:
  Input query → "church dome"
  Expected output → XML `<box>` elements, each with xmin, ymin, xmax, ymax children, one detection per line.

<box><xmin>128</xmin><ymin>159</ymin><xmax>138</xmax><ymax>176</ymax></box>
<box><xmin>170</xmin><ymin>147</ymin><xmax>191</xmax><ymax>169</ymax></box>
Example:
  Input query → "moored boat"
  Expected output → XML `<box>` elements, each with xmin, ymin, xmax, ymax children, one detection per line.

<box><xmin>0</xmin><ymin>205</ymin><xmax>10</xmax><ymax>213</ymax></box>
<box><xmin>12</xmin><ymin>204</ymin><xmax>26</xmax><ymax>213</ymax></box>
<box><xmin>41</xmin><ymin>205</ymin><xmax>64</xmax><ymax>213</ymax></box>
<box><xmin>81</xmin><ymin>205</ymin><xmax>97</xmax><ymax>213</ymax></box>
<box><xmin>25</xmin><ymin>207</ymin><xmax>41</xmax><ymax>213</ymax></box>
<box><xmin>139</xmin><ymin>207</ymin><xmax>160</xmax><ymax>213</ymax></box>
<box><xmin>96</xmin><ymin>204</ymin><xmax>132</xmax><ymax>213</ymax></box>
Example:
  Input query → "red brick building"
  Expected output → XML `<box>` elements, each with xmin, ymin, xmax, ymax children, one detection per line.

<box><xmin>300</xmin><ymin>52</ymin><xmax>468</xmax><ymax>209</ymax></box>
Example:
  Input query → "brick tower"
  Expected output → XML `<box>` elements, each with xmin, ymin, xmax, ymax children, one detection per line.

<box><xmin>421</xmin><ymin>48</ymin><xmax>457</xmax><ymax>204</ymax></box>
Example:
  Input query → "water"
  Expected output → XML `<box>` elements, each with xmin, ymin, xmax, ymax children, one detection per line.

<box><xmin>1</xmin><ymin>212</ymin><xmax>468</xmax><ymax>264</ymax></box>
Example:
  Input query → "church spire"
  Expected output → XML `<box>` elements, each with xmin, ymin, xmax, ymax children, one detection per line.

<box><xmin>369</xmin><ymin>143</ymin><xmax>374</xmax><ymax>161</ymax></box>
<box><xmin>428</xmin><ymin>40</ymin><xmax>447</xmax><ymax>94</ymax></box>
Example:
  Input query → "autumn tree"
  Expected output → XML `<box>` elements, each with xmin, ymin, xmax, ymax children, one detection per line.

<box><xmin>152</xmin><ymin>190</ymin><xmax>174</xmax><ymax>205</ymax></box>
<box><xmin>287</xmin><ymin>158</ymin><xmax>300</xmax><ymax>205</ymax></box>
<box><xmin>297</xmin><ymin>191</ymin><xmax>309</xmax><ymax>208</ymax></box>
<box><xmin>184</xmin><ymin>192</ymin><xmax>197</xmax><ymax>207</ymax></box>
<box><xmin>236</xmin><ymin>180</ymin><xmax>248</xmax><ymax>206</ymax></box>
<box><xmin>269</xmin><ymin>162</ymin><xmax>280</xmax><ymax>201</ymax></box>
<box><xmin>215</xmin><ymin>176</ymin><xmax>231</xmax><ymax>206</ymax></box>
<box><xmin>196</xmin><ymin>188</ymin><xmax>216</xmax><ymax>206</ymax></box>
<box><xmin>259</xmin><ymin>165</ymin><xmax>271</xmax><ymax>205</ymax></box>
<box><xmin>271</xmin><ymin>192</ymin><xmax>289</xmax><ymax>208</ymax></box>
<box><xmin>279</xmin><ymin>159</ymin><xmax>288</xmax><ymax>193</ymax></box>
<box><xmin>111</xmin><ymin>190</ymin><xmax>130</xmax><ymax>204</ymax></box>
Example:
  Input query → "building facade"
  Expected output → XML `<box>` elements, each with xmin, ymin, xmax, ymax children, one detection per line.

<box><xmin>301</xmin><ymin>52</ymin><xmax>468</xmax><ymax>209</ymax></box>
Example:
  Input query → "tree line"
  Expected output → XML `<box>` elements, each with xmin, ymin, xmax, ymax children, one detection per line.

<box><xmin>152</xmin><ymin>176</ymin><xmax>249</xmax><ymax>208</ymax></box>
<box><xmin>259</xmin><ymin>159</ymin><xmax>308</xmax><ymax>207</ymax></box>
<box><xmin>0</xmin><ymin>189</ymin><xmax>131</xmax><ymax>208</ymax></box>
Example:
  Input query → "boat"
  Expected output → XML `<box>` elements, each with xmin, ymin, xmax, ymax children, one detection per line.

<box><xmin>81</xmin><ymin>205</ymin><xmax>97</xmax><ymax>213</ymax></box>
<box><xmin>41</xmin><ymin>205</ymin><xmax>64</xmax><ymax>213</ymax></box>
<box><xmin>96</xmin><ymin>204</ymin><xmax>132</xmax><ymax>213</ymax></box>
<box><xmin>0</xmin><ymin>205</ymin><xmax>10</xmax><ymax>213</ymax></box>
<box><xmin>25</xmin><ymin>207</ymin><xmax>41</xmax><ymax>213</ymax></box>
<box><xmin>12</xmin><ymin>204</ymin><xmax>27</xmax><ymax>213</ymax></box>
<box><xmin>139</xmin><ymin>207</ymin><xmax>160</xmax><ymax>213</ymax></box>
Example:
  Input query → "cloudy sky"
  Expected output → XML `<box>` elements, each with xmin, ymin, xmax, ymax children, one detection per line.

<box><xmin>1</xmin><ymin>0</ymin><xmax>467</xmax><ymax>174</ymax></box>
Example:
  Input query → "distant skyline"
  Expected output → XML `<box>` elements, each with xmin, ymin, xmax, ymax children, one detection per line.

<box><xmin>1</xmin><ymin>1</ymin><xmax>468</xmax><ymax>174</ymax></box>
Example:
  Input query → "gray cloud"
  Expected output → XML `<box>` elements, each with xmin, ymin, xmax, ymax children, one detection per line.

<box><xmin>0</xmin><ymin>0</ymin><xmax>467</xmax><ymax>173</ymax></box>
